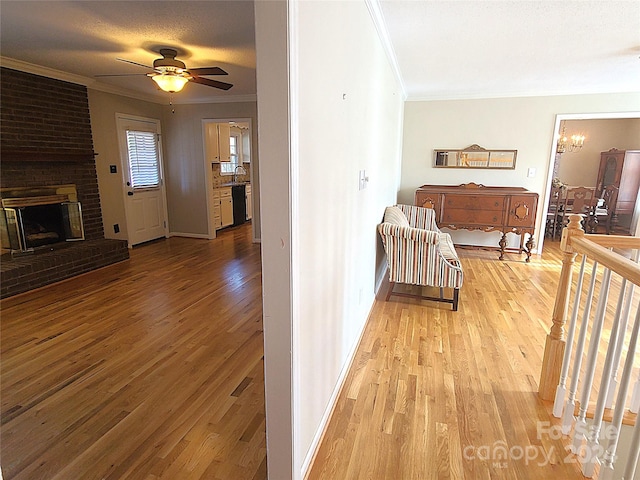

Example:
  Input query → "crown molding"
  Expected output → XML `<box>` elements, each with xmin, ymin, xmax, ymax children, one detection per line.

<box><xmin>364</xmin><ymin>0</ymin><xmax>407</xmax><ymax>101</ymax></box>
<box><xmin>0</xmin><ymin>56</ymin><xmax>256</xmax><ymax>106</ymax></box>
<box><xmin>180</xmin><ymin>94</ymin><xmax>257</xmax><ymax>104</ymax></box>
<box><xmin>1</xmin><ymin>56</ymin><xmax>165</xmax><ymax>103</ymax></box>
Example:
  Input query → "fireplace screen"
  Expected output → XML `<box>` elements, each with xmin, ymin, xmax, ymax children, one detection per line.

<box><xmin>0</xmin><ymin>185</ymin><xmax>85</xmax><ymax>252</ymax></box>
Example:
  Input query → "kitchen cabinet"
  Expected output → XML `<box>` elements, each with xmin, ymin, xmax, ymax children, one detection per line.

<box><xmin>220</xmin><ymin>187</ymin><xmax>233</xmax><ymax>227</ymax></box>
<box><xmin>245</xmin><ymin>184</ymin><xmax>252</xmax><ymax>220</ymax></box>
<box><xmin>204</xmin><ymin>122</ymin><xmax>231</xmax><ymax>163</ymax></box>
<box><xmin>211</xmin><ymin>189</ymin><xmax>222</xmax><ymax>230</ymax></box>
<box><xmin>212</xmin><ymin>187</ymin><xmax>233</xmax><ymax>230</ymax></box>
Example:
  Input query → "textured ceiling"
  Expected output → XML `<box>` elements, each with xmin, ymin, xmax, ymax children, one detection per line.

<box><xmin>0</xmin><ymin>1</ymin><xmax>639</xmax><ymax>104</ymax></box>
<box><xmin>379</xmin><ymin>0</ymin><xmax>640</xmax><ymax>99</ymax></box>
<box><xmin>0</xmin><ymin>1</ymin><xmax>256</xmax><ymax>104</ymax></box>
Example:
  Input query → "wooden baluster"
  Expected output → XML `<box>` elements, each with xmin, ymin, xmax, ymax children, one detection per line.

<box><xmin>622</xmin><ymin>418</ymin><xmax>640</xmax><ymax>480</ymax></box>
<box><xmin>582</xmin><ymin>273</ymin><xmax>627</xmax><ymax>477</ymax></box>
<box><xmin>605</xmin><ymin>280</ymin><xmax>634</xmax><ymax>408</ymax></box>
<box><xmin>630</xmin><ymin>368</ymin><xmax>640</xmax><ymax>414</ymax></box>
<box><xmin>610</xmin><ymin>251</ymin><xmax>639</xmax><ymax>410</ymax></box>
<box><xmin>553</xmin><ymin>255</ymin><xmax>587</xmax><ymax>418</ymax></box>
<box><xmin>562</xmin><ymin>260</ymin><xmax>599</xmax><ymax>434</ymax></box>
<box><xmin>572</xmin><ymin>267</ymin><xmax>612</xmax><ymax>457</ymax></box>
<box><xmin>539</xmin><ymin>214</ymin><xmax>584</xmax><ymax>401</ymax></box>
<box><xmin>599</xmin><ymin>305</ymin><xmax>640</xmax><ymax>480</ymax></box>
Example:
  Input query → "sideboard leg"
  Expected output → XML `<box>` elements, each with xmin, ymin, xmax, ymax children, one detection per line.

<box><xmin>525</xmin><ymin>233</ymin><xmax>535</xmax><ymax>263</ymax></box>
<box><xmin>498</xmin><ymin>232</ymin><xmax>507</xmax><ymax>260</ymax></box>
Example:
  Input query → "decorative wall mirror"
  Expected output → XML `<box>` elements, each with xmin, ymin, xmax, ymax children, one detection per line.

<box><xmin>434</xmin><ymin>144</ymin><xmax>517</xmax><ymax>169</ymax></box>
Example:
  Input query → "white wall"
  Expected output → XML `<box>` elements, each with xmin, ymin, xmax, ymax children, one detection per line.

<box><xmin>295</xmin><ymin>0</ymin><xmax>403</xmax><ymax>472</ymax></box>
<box><xmin>161</xmin><ymin>102</ymin><xmax>260</xmax><ymax>239</ymax></box>
<box><xmin>400</xmin><ymin>94</ymin><xmax>640</xmax><ymax>250</ymax></box>
<box><xmin>88</xmin><ymin>90</ymin><xmax>165</xmax><ymax>241</ymax></box>
<box><xmin>256</xmin><ymin>1</ymin><xmax>404</xmax><ymax>478</ymax></box>
<box><xmin>556</xmin><ymin>118</ymin><xmax>640</xmax><ymax>187</ymax></box>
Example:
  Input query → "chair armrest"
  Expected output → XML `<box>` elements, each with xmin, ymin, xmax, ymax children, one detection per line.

<box><xmin>378</xmin><ymin>224</ymin><xmax>463</xmax><ymax>288</ymax></box>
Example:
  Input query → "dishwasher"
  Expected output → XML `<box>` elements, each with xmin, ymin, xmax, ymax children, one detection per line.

<box><xmin>231</xmin><ymin>184</ymin><xmax>247</xmax><ymax>226</ymax></box>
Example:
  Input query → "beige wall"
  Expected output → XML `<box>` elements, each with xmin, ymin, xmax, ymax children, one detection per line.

<box><xmin>88</xmin><ymin>90</ymin><xmax>164</xmax><ymax>241</ymax></box>
<box><xmin>400</xmin><ymin>94</ymin><xmax>640</xmax><ymax>250</ymax></box>
<box><xmin>89</xmin><ymin>89</ymin><xmax>258</xmax><ymax>244</ymax></box>
<box><xmin>556</xmin><ymin>118</ymin><xmax>640</xmax><ymax>187</ymax></box>
<box><xmin>161</xmin><ymin>102</ymin><xmax>259</xmax><ymax>240</ymax></box>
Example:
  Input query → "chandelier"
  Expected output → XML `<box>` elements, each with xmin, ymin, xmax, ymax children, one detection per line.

<box><xmin>556</xmin><ymin>122</ymin><xmax>585</xmax><ymax>154</ymax></box>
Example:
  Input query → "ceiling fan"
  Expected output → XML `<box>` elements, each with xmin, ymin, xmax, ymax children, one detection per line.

<box><xmin>97</xmin><ymin>48</ymin><xmax>233</xmax><ymax>93</ymax></box>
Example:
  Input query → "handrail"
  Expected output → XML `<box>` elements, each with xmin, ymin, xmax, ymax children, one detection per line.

<box><xmin>570</xmin><ymin>236</ymin><xmax>640</xmax><ymax>286</ymax></box>
<box><xmin>539</xmin><ymin>214</ymin><xmax>640</xmax><ymax>478</ymax></box>
<box><xmin>539</xmin><ymin>214</ymin><xmax>640</xmax><ymax>400</ymax></box>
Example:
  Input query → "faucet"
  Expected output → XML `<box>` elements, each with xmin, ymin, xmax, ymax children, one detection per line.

<box><xmin>233</xmin><ymin>165</ymin><xmax>247</xmax><ymax>183</ymax></box>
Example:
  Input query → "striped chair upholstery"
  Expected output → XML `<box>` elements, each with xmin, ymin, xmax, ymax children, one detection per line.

<box><xmin>378</xmin><ymin>204</ymin><xmax>463</xmax><ymax>310</ymax></box>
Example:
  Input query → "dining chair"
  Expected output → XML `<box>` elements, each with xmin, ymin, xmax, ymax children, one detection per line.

<box><xmin>592</xmin><ymin>184</ymin><xmax>619</xmax><ymax>234</ymax></box>
<box><xmin>557</xmin><ymin>186</ymin><xmax>597</xmax><ymax>232</ymax></box>
<box><xmin>546</xmin><ymin>185</ymin><xmax>566</xmax><ymax>239</ymax></box>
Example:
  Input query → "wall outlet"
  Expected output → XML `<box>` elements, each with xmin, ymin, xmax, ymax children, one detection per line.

<box><xmin>110</xmin><ymin>165</ymin><xmax>117</xmax><ymax>174</ymax></box>
<box><xmin>113</xmin><ymin>224</ymin><xmax>120</xmax><ymax>233</ymax></box>
<box><xmin>527</xmin><ymin>167</ymin><xmax>536</xmax><ymax>178</ymax></box>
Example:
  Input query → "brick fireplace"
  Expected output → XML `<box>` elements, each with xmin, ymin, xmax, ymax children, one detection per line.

<box><xmin>0</xmin><ymin>67</ymin><xmax>129</xmax><ymax>298</ymax></box>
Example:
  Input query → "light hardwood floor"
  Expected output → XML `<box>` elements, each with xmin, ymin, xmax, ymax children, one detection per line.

<box><xmin>2</xmin><ymin>227</ymin><xmax>627</xmax><ymax>479</ymax></box>
<box><xmin>1</xmin><ymin>224</ymin><xmax>266</xmax><ymax>480</ymax></box>
<box><xmin>307</xmin><ymin>244</ymin><xmax>591</xmax><ymax>480</ymax></box>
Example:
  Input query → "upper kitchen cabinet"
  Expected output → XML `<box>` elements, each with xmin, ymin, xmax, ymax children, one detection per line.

<box><xmin>204</xmin><ymin>122</ymin><xmax>231</xmax><ymax>163</ymax></box>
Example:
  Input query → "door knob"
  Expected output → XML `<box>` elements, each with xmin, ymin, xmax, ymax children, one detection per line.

<box><xmin>128</xmin><ymin>191</ymin><xmax>134</xmax><ymax>196</ymax></box>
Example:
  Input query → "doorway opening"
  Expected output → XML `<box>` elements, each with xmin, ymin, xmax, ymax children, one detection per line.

<box><xmin>539</xmin><ymin>112</ymin><xmax>640</xmax><ymax>252</ymax></box>
<box><xmin>202</xmin><ymin>118</ymin><xmax>255</xmax><ymax>241</ymax></box>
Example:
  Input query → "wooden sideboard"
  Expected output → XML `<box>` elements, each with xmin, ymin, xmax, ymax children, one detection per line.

<box><xmin>415</xmin><ymin>182</ymin><xmax>539</xmax><ymax>262</ymax></box>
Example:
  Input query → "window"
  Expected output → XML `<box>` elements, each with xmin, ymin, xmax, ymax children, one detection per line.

<box><xmin>220</xmin><ymin>133</ymin><xmax>241</xmax><ymax>175</ymax></box>
<box><xmin>126</xmin><ymin>130</ymin><xmax>160</xmax><ymax>188</ymax></box>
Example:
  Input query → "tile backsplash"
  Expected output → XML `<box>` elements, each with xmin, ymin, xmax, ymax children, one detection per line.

<box><xmin>211</xmin><ymin>163</ymin><xmax>250</xmax><ymax>187</ymax></box>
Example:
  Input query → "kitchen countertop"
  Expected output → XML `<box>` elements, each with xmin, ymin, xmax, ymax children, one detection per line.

<box><xmin>218</xmin><ymin>181</ymin><xmax>250</xmax><ymax>187</ymax></box>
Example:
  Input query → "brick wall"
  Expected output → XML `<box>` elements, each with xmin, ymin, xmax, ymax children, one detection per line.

<box><xmin>1</xmin><ymin>67</ymin><xmax>94</xmax><ymax>154</ymax></box>
<box><xmin>0</xmin><ymin>68</ymin><xmax>104</xmax><ymax>239</ymax></box>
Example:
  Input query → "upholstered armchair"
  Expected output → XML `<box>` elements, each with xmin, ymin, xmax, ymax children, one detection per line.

<box><xmin>378</xmin><ymin>204</ymin><xmax>464</xmax><ymax>310</ymax></box>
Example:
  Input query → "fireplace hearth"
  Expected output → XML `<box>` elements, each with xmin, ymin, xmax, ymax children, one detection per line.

<box><xmin>0</xmin><ymin>185</ymin><xmax>129</xmax><ymax>298</ymax></box>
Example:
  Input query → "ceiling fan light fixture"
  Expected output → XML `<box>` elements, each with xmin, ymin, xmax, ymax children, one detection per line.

<box><xmin>151</xmin><ymin>73</ymin><xmax>189</xmax><ymax>93</ymax></box>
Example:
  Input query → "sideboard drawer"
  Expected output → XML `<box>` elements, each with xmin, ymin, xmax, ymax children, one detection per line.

<box><xmin>442</xmin><ymin>208</ymin><xmax>503</xmax><ymax>225</ymax></box>
<box><xmin>445</xmin><ymin>195</ymin><xmax>505</xmax><ymax>211</ymax></box>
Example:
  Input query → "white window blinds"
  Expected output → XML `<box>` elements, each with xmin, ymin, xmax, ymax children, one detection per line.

<box><xmin>126</xmin><ymin>130</ymin><xmax>160</xmax><ymax>188</ymax></box>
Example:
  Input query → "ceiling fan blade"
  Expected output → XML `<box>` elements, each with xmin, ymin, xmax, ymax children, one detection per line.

<box><xmin>190</xmin><ymin>76</ymin><xmax>233</xmax><ymax>91</ymax></box>
<box><xmin>189</xmin><ymin>67</ymin><xmax>228</xmax><ymax>76</ymax></box>
<box><xmin>94</xmin><ymin>73</ymin><xmax>150</xmax><ymax>77</ymax></box>
<box><xmin>116</xmin><ymin>57</ymin><xmax>154</xmax><ymax>70</ymax></box>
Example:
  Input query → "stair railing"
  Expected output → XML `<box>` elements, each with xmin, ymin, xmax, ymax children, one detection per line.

<box><xmin>539</xmin><ymin>214</ymin><xmax>640</xmax><ymax>478</ymax></box>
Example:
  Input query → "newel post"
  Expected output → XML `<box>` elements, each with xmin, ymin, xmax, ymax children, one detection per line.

<box><xmin>539</xmin><ymin>215</ymin><xmax>585</xmax><ymax>401</ymax></box>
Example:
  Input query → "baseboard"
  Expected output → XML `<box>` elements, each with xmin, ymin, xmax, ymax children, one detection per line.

<box><xmin>301</xmin><ymin>298</ymin><xmax>376</xmax><ymax>479</ymax></box>
<box><xmin>169</xmin><ymin>232</ymin><xmax>212</xmax><ymax>240</ymax></box>
<box><xmin>374</xmin><ymin>258</ymin><xmax>388</xmax><ymax>296</ymax></box>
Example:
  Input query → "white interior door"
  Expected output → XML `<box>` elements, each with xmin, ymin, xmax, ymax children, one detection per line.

<box><xmin>117</xmin><ymin>115</ymin><xmax>168</xmax><ymax>247</ymax></box>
